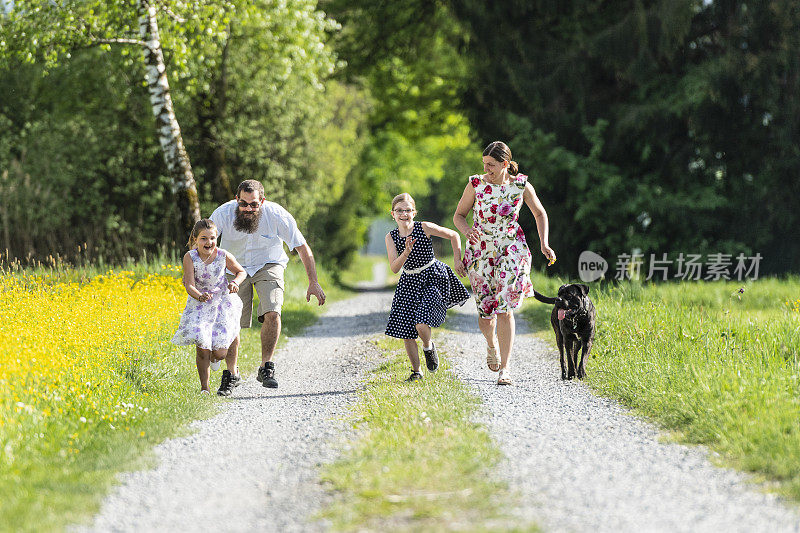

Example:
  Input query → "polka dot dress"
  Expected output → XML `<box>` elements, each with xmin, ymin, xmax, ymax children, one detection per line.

<box><xmin>385</xmin><ymin>221</ymin><xmax>470</xmax><ymax>339</ymax></box>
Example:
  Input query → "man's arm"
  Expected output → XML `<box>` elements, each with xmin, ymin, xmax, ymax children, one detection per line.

<box><xmin>294</xmin><ymin>243</ymin><xmax>326</xmax><ymax>305</ymax></box>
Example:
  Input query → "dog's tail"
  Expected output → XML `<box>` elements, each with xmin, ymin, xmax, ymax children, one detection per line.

<box><xmin>532</xmin><ymin>289</ymin><xmax>557</xmax><ymax>305</ymax></box>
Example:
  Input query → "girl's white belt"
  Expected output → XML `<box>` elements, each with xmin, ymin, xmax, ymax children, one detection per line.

<box><xmin>401</xmin><ymin>258</ymin><xmax>436</xmax><ymax>275</ymax></box>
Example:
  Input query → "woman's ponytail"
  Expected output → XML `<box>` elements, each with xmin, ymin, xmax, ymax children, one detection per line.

<box><xmin>508</xmin><ymin>160</ymin><xmax>519</xmax><ymax>176</ymax></box>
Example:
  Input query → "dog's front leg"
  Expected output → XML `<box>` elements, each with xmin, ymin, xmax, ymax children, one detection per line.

<box><xmin>564</xmin><ymin>336</ymin><xmax>577</xmax><ymax>379</ymax></box>
<box><xmin>556</xmin><ymin>333</ymin><xmax>567</xmax><ymax>380</ymax></box>
<box><xmin>577</xmin><ymin>337</ymin><xmax>592</xmax><ymax>379</ymax></box>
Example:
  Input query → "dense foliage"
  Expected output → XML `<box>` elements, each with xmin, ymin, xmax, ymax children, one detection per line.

<box><xmin>450</xmin><ymin>0</ymin><xmax>800</xmax><ymax>274</ymax></box>
<box><xmin>0</xmin><ymin>0</ymin><xmax>369</xmax><ymax>266</ymax></box>
<box><xmin>322</xmin><ymin>0</ymin><xmax>480</xmax><ymax>233</ymax></box>
<box><xmin>2</xmin><ymin>1</ymin><xmax>799</xmax><ymax>274</ymax></box>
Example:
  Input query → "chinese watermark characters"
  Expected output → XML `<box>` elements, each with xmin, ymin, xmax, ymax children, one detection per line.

<box><xmin>578</xmin><ymin>251</ymin><xmax>762</xmax><ymax>282</ymax></box>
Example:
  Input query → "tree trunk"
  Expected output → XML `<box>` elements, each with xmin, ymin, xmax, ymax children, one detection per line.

<box><xmin>0</xmin><ymin>170</ymin><xmax>10</xmax><ymax>256</ymax></box>
<box><xmin>138</xmin><ymin>0</ymin><xmax>200</xmax><ymax>235</ymax></box>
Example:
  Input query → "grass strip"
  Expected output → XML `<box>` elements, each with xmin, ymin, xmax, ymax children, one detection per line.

<box><xmin>0</xmin><ymin>257</ymin><xmax>349</xmax><ymax>533</ymax></box>
<box><xmin>522</xmin><ymin>277</ymin><xmax>800</xmax><ymax>500</ymax></box>
<box><xmin>320</xmin><ymin>337</ymin><xmax>535</xmax><ymax>532</ymax></box>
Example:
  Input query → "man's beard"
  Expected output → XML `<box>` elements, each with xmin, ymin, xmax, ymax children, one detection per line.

<box><xmin>234</xmin><ymin>209</ymin><xmax>260</xmax><ymax>233</ymax></box>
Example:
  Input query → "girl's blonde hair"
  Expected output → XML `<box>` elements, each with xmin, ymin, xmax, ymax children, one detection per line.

<box><xmin>391</xmin><ymin>193</ymin><xmax>416</xmax><ymax>210</ymax></box>
<box><xmin>187</xmin><ymin>219</ymin><xmax>218</xmax><ymax>248</ymax></box>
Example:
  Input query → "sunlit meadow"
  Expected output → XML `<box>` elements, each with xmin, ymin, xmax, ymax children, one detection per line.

<box><xmin>524</xmin><ymin>278</ymin><xmax>800</xmax><ymax>501</ymax></box>
<box><xmin>0</xmin><ymin>256</ymin><xmax>350</xmax><ymax>532</ymax></box>
<box><xmin>0</xmin><ymin>266</ymin><xmax>200</xmax><ymax>531</ymax></box>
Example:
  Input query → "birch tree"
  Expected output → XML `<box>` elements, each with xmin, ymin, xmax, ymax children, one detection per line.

<box><xmin>0</xmin><ymin>0</ymin><xmax>236</xmax><ymax>233</ymax></box>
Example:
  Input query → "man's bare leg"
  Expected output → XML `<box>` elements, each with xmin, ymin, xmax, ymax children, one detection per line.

<box><xmin>260</xmin><ymin>311</ymin><xmax>281</xmax><ymax>364</ymax></box>
<box><xmin>257</xmin><ymin>311</ymin><xmax>281</xmax><ymax>388</ymax></box>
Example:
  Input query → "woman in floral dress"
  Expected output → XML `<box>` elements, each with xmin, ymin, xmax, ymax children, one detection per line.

<box><xmin>453</xmin><ymin>141</ymin><xmax>556</xmax><ymax>385</ymax></box>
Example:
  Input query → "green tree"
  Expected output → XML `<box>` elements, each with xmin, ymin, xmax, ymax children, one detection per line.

<box><xmin>175</xmin><ymin>1</ymin><xmax>372</xmax><ymax>266</ymax></box>
<box><xmin>1</xmin><ymin>0</ymin><xmax>372</xmax><ymax>265</ymax></box>
<box><xmin>0</xmin><ymin>50</ymin><xmax>175</xmax><ymax>261</ymax></box>
<box><xmin>303</xmin><ymin>81</ymin><xmax>373</xmax><ymax>269</ymax></box>
<box><xmin>1</xmin><ymin>0</ymin><xmax>239</xmax><ymax>234</ymax></box>
<box><xmin>184</xmin><ymin>0</ymin><xmax>341</xmax><ymax>209</ymax></box>
<box><xmin>325</xmin><ymin>0</ymin><xmax>469</xmax><ymax>139</ymax></box>
<box><xmin>323</xmin><ymin>0</ymin><xmax>480</xmax><ymax>234</ymax></box>
<box><xmin>450</xmin><ymin>0</ymin><xmax>800</xmax><ymax>274</ymax></box>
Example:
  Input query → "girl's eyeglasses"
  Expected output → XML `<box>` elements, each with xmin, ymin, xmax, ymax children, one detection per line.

<box><xmin>238</xmin><ymin>200</ymin><xmax>261</xmax><ymax>209</ymax></box>
<box><xmin>393</xmin><ymin>209</ymin><xmax>414</xmax><ymax>214</ymax></box>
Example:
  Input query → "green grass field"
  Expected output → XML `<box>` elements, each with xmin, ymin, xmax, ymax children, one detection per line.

<box><xmin>522</xmin><ymin>277</ymin><xmax>800</xmax><ymax>500</ymax></box>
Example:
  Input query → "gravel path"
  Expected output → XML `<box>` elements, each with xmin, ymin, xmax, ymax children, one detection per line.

<box><xmin>74</xmin><ymin>288</ymin><xmax>391</xmax><ymax>533</ymax></box>
<box><xmin>437</xmin><ymin>301</ymin><xmax>800</xmax><ymax>533</ymax></box>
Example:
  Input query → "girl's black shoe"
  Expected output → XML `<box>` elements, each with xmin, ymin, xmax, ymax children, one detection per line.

<box><xmin>217</xmin><ymin>370</ymin><xmax>236</xmax><ymax>396</ymax></box>
<box><xmin>422</xmin><ymin>342</ymin><xmax>439</xmax><ymax>372</ymax></box>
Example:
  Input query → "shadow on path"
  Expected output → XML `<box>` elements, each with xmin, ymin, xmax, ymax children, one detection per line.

<box><xmin>229</xmin><ymin>389</ymin><xmax>359</xmax><ymax>401</ymax></box>
<box><xmin>336</xmin><ymin>282</ymin><xmax>395</xmax><ymax>293</ymax></box>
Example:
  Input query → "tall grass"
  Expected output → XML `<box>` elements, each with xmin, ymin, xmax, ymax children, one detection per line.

<box><xmin>0</xmin><ymin>267</ymin><xmax>195</xmax><ymax>532</ymax></box>
<box><xmin>523</xmin><ymin>278</ymin><xmax>800</xmax><ymax>500</ymax></box>
<box><xmin>0</xmin><ymin>257</ymin><xmax>348</xmax><ymax>532</ymax></box>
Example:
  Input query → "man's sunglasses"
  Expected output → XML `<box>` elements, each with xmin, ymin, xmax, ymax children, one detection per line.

<box><xmin>238</xmin><ymin>200</ymin><xmax>261</xmax><ymax>209</ymax></box>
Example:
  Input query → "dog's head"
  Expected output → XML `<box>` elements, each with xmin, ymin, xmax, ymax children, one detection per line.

<box><xmin>554</xmin><ymin>283</ymin><xmax>590</xmax><ymax>321</ymax></box>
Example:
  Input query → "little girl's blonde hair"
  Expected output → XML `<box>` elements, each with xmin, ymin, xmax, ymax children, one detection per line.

<box><xmin>187</xmin><ymin>219</ymin><xmax>218</xmax><ymax>248</ymax></box>
<box><xmin>391</xmin><ymin>193</ymin><xmax>416</xmax><ymax>210</ymax></box>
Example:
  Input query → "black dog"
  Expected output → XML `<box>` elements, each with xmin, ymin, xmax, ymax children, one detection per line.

<box><xmin>533</xmin><ymin>284</ymin><xmax>596</xmax><ymax>380</ymax></box>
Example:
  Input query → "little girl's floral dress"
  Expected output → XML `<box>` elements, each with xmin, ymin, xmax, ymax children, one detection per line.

<box><xmin>172</xmin><ymin>249</ymin><xmax>242</xmax><ymax>351</ymax></box>
<box><xmin>464</xmin><ymin>173</ymin><xmax>535</xmax><ymax>318</ymax></box>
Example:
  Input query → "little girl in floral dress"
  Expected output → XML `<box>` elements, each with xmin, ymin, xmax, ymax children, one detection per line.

<box><xmin>172</xmin><ymin>219</ymin><xmax>247</xmax><ymax>394</ymax></box>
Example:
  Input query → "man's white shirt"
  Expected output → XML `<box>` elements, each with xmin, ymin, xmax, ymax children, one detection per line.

<box><xmin>210</xmin><ymin>200</ymin><xmax>307</xmax><ymax>276</ymax></box>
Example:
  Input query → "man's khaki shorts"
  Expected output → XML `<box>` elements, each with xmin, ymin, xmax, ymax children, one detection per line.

<box><xmin>228</xmin><ymin>263</ymin><xmax>285</xmax><ymax>328</ymax></box>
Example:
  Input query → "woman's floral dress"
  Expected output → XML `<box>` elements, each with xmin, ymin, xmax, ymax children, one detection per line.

<box><xmin>464</xmin><ymin>174</ymin><xmax>535</xmax><ymax>318</ymax></box>
<box><xmin>172</xmin><ymin>248</ymin><xmax>243</xmax><ymax>351</ymax></box>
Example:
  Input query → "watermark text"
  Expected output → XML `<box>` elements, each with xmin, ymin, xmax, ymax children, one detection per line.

<box><xmin>578</xmin><ymin>251</ymin><xmax>762</xmax><ymax>282</ymax></box>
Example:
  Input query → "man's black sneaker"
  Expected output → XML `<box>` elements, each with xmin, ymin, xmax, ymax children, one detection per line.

<box><xmin>423</xmin><ymin>343</ymin><xmax>439</xmax><ymax>373</ymax></box>
<box><xmin>217</xmin><ymin>369</ymin><xmax>236</xmax><ymax>396</ymax></box>
<box><xmin>405</xmin><ymin>371</ymin><xmax>423</xmax><ymax>382</ymax></box>
<box><xmin>258</xmin><ymin>361</ymin><xmax>278</xmax><ymax>388</ymax></box>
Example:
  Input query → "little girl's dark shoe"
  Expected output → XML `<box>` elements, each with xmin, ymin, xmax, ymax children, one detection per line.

<box><xmin>405</xmin><ymin>371</ymin><xmax>423</xmax><ymax>382</ymax></box>
<box><xmin>423</xmin><ymin>342</ymin><xmax>439</xmax><ymax>372</ymax></box>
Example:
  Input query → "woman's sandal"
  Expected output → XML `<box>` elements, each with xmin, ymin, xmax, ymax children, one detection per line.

<box><xmin>497</xmin><ymin>369</ymin><xmax>513</xmax><ymax>386</ymax></box>
<box><xmin>486</xmin><ymin>345</ymin><xmax>500</xmax><ymax>372</ymax></box>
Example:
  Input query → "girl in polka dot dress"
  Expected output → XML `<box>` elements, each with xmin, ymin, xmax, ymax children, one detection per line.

<box><xmin>385</xmin><ymin>193</ymin><xmax>470</xmax><ymax>381</ymax></box>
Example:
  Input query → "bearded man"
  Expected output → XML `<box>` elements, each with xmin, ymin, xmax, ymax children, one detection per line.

<box><xmin>208</xmin><ymin>179</ymin><xmax>326</xmax><ymax>395</ymax></box>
